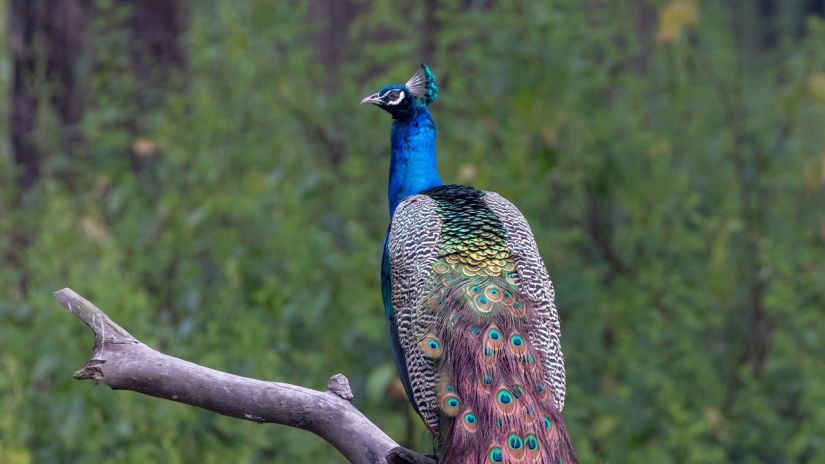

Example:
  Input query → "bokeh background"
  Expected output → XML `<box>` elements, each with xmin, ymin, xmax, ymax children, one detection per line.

<box><xmin>2</xmin><ymin>0</ymin><xmax>825</xmax><ymax>462</ymax></box>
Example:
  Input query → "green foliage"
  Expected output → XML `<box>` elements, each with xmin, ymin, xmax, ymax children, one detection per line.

<box><xmin>2</xmin><ymin>0</ymin><xmax>825</xmax><ymax>462</ymax></box>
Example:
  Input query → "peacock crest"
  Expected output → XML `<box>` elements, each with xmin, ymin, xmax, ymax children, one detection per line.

<box><xmin>405</xmin><ymin>64</ymin><xmax>438</xmax><ymax>106</ymax></box>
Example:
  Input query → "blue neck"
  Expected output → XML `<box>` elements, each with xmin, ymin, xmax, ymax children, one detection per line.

<box><xmin>388</xmin><ymin>106</ymin><xmax>442</xmax><ymax>216</ymax></box>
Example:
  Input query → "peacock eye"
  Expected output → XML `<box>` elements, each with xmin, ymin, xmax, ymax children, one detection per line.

<box><xmin>387</xmin><ymin>90</ymin><xmax>405</xmax><ymax>105</ymax></box>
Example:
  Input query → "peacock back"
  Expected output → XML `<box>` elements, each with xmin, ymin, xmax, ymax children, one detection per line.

<box><xmin>384</xmin><ymin>184</ymin><xmax>574</xmax><ymax>463</ymax></box>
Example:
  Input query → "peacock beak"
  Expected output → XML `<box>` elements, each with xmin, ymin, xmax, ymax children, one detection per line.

<box><xmin>360</xmin><ymin>93</ymin><xmax>382</xmax><ymax>106</ymax></box>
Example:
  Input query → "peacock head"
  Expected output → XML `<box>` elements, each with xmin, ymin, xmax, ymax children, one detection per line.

<box><xmin>361</xmin><ymin>64</ymin><xmax>438</xmax><ymax>120</ymax></box>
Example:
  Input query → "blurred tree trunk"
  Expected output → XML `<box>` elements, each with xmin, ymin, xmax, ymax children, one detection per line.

<box><xmin>421</xmin><ymin>0</ymin><xmax>439</xmax><ymax>62</ymax></box>
<box><xmin>7</xmin><ymin>0</ymin><xmax>89</xmax><ymax>296</ymax></box>
<box><xmin>118</xmin><ymin>0</ymin><xmax>189</xmax><ymax>123</ymax></box>
<box><xmin>116</xmin><ymin>0</ymin><xmax>189</xmax><ymax>178</ymax></box>
<box><xmin>810</xmin><ymin>0</ymin><xmax>825</xmax><ymax>17</ymax></box>
<box><xmin>8</xmin><ymin>0</ymin><xmax>189</xmax><ymax>189</ymax></box>
<box><xmin>6</xmin><ymin>0</ymin><xmax>190</xmax><ymax>295</ymax></box>
<box><xmin>8</xmin><ymin>0</ymin><xmax>89</xmax><ymax>193</ymax></box>
<box><xmin>758</xmin><ymin>0</ymin><xmax>778</xmax><ymax>49</ymax></box>
<box><xmin>633</xmin><ymin>0</ymin><xmax>655</xmax><ymax>73</ymax></box>
<box><xmin>308</xmin><ymin>0</ymin><xmax>361</xmax><ymax>81</ymax></box>
<box><xmin>304</xmin><ymin>0</ymin><xmax>363</xmax><ymax>169</ymax></box>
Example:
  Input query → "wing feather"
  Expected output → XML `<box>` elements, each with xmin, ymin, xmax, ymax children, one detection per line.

<box><xmin>387</xmin><ymin>194</ymin><xmax>443</xmax><ymax>430</ymax></box>
<box><xmin>483</xmin><ymin>191</ymin><xmax>566</xmax><ymax>410</ymax></box>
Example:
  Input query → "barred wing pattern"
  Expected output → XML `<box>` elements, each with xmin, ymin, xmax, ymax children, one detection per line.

<box><xmin>387</xmin><ymin>194</ymin><xmax>443</xmax><ymax>430</ymax></box>
<box><xmin>483</xmin><ymin>192</ymin><xmax>566</xmax><ymax>411</ymax></box>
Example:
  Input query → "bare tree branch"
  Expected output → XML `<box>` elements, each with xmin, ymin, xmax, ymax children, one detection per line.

<box><xmin>53</xmin><ymin>287</ymin><xmax>435</xmax><ymax>464</ymax></box>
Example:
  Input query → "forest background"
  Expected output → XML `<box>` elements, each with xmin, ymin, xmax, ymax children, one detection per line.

<box><xmin>2</xmin><ymin>0</ymin><xmax>825</xmax><ymax>462</ymax></box>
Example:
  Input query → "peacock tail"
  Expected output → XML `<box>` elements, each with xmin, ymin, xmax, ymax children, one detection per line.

<box><xmin>387</xmin><ymin>185</ymin><xmax>575</xmax><ymax>464</ymax></box>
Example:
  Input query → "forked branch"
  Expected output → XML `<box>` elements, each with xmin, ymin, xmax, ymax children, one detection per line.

<box><xmin>53</xmin><ymin>288</ymin><xmax>434</xmax><ymax>464</ymax></box>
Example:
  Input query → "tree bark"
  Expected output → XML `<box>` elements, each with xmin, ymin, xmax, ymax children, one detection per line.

<box><xmin>8</xmin><ymin>0</ymin><xmax>89</xmax><ymax>192</ymax></box>
<box><xmin>120</xmin><ymin>0</ymin><xmax>189</xmax><ymax>88</ymax></box>
<box><xmin>308</xmin><ymin>0</ymin><xmax>361</xmax><ymax>75</ymax></box>
<box><xmin>6</xmin><ymin>0</ymin><xmax>90</xmax><ymax>296</ymax></box>
<box><xmin>7</xmin><ymin>0</ymin><xmax>190</xmax><ymax>190</ymax></box>
<box><xmin>53</xmin><ymin>288</ymin><xmax>434</xmax><ymax>464</ymax></box>
<box><xmin>420</xmin><ymin>0</ymin><xmax>439</xmax><ymax>62</ymax></box>
<box><xmin>110</xmin><ymin>0</ymin><xmax>190</xmax><ymax>180</ymax></box>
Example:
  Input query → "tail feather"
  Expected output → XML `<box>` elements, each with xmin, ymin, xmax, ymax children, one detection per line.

<box><xmin>425</xmin><ymin>261</ymin><xmax>576</xmax><ymax>463</ymax></box>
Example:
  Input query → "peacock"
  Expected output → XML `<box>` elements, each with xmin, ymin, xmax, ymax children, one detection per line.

<box><xmin>362</xmin><ymin>65</ymin><xmax>576</xmax><ymax>463</ymax></box>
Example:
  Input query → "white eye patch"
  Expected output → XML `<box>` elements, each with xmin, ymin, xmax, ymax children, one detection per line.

<box><xmin>387</xmin><ymin>91</ymin><xmax>405</xmax><ymax>105</ymax></box>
